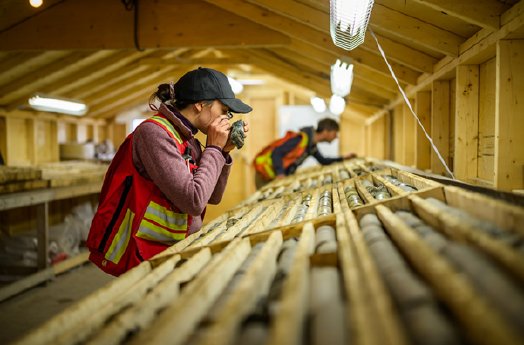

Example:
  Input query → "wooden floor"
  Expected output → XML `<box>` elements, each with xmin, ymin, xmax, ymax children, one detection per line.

<box><xmin>0</xmin><ymin>263</ymin><xmax>114</xmax><ymax>344</ymax></box>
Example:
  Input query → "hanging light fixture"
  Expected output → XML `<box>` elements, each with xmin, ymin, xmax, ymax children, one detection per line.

<box><xmin>310</xmin><ymin>97</ymin><xmax>327</xmax><ymax>113</ymax></box>
<box><xmin>330</xmin><ymin>0</ymin><xmax>374</xmax><ymax>50</ymax></box>
<box><xmin>329</xmin><ymin>94</ymin><xmax>346</xmax><ymax>115</ymax></box>
<box><xmin>29</xmin><ymin>0</ymin><xmax>43</xmax><ymax>8</ymax></box>
<box><xmin>331</xmin><ymin>59</ymin><xmax>353</xmax><ymax>97</ymax></box>
<box><xmin>28</xmin><ymin>94</ymin><xmax>88</xmax><ymax>116</ymax></box>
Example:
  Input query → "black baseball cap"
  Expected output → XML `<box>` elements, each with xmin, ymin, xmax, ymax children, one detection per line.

<box><xmin>174</xmin><ymin>67</ymin><xmax>252</xmax><ymax>114</ymax></box>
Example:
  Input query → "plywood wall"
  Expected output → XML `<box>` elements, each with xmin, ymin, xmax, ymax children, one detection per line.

<box><xmin>365</xmin><ymin>38</ymin><xmax>522</xmax><ymax>192</ymax></box>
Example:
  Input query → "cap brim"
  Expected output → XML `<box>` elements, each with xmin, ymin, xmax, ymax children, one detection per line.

<box><xmin>220</xmin><ymin>98</ymin><xmax>253</xmax><ymax>114</ymax></box>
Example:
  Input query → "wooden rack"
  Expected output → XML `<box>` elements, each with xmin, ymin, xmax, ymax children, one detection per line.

<box><xmin>9</xmin><ymin>159</ymin><xmax>524</xmax><ymax>345</ymax></box>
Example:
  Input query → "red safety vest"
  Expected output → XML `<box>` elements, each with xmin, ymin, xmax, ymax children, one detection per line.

<box><xmin>87</xmin><ymin>114</ymin><xmax>199</xmax><ymax>276</ymax></box>
<box><xmin>253</xmin><ymin>131</ymin><xmax>309</xmax><ymax>180</ymax></box>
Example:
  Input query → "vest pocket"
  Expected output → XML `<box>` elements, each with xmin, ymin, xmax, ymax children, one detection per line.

<box><xmin>98</xmin><ymin>175</ymin><xmax>133</xmax><ymax>253</ymax></box>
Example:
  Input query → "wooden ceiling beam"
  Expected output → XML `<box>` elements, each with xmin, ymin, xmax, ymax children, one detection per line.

<box><xmin>67</xmin><ymin>49</ymin><xmax>189</xmax><ymax>100</ymax></box>
<box><xmin>287</xmin><ymin>39</ymin><xmax>401</xmax><ymax>92</ymax></box>
<box><xmin>269</xmin><ymin>48</ymin><xmax>397</xmax><ymax>101</ymax></box>
<box><xmin>0</xmin><ymin>51</ymin><xmax>70</xmax><ymax>89</ymax></box>
<box><xmin>0</xmin><ymin>51</ymin><xmax>96</xmax><ymax>105</ymax></box>
<box><xmin>5</xmin><ymin>50</ymin><xmax>121</xmax><ymax>111</ymax></box>
<box><xmin>241</xmin><ymin>49</ymin><xmax>388</xmax><ymax>107</ymax></box>
<box><xmin>137</xmin><ymin>57</ymin><xmax>251</xmax><ymax>66</ymax></box>
<box><xmin>247</xmin><ymin>0</ymin><xmax>438</xmax><ymax>73</ymax></box>
<box><xmin>203</xmin><ymin>0</ymin><xmax>420</xmax><ymax>85</ymax></box>
<box><xmin>91</xmin><ymin>67</ymin><xmax>194</xmax><ymax>119</ymax></box>
<box><xmin>369</xmin><ymin>3</ymin><xmax>465</xmax><ymax>57</ymax></box>
<box><xmin>411</xmin><ymin>0</ymin><xmax>505</xmax><ymax>30</ymax></box>
<box><xmin>0</xmin><ymin>0</ymin><xmax>290</xmax><ymax>50</ymax></box>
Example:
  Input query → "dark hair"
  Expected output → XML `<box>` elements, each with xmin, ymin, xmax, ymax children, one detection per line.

<box><xmin>149</xmin><ymin>83</ymin><xmax>212</xmax><ymax>111</ymax></box>
<box><xmin>316</xmin><ymin>118</ymin><xmax>339</xmax><ymax>133</ymax></box>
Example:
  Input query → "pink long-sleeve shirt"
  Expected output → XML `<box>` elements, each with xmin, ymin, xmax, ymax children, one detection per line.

<box><xmin>132</xmin><ymin>104</ymin><xmax>232</xmax><ymax>234</ymax></box>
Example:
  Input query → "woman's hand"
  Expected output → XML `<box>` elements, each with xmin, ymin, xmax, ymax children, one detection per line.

<box><xmin>223</xmin><ymin>121</ymin><xmax>250</xmax><ymax>153</ymax></box>
<box><xmin>206</xmin><ymin>115</ymin><xmax>231</xmax><ymax>149</ymax></box>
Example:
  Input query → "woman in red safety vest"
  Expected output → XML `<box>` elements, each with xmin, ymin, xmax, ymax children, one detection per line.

<box><xmin>87</xmin><ymin>67</ymin><xmax>252</xmax><ymax>276</ymax></box>
<box><xmin>253</xmin><ymin>118</ymin><xmax>356</xmax><ymax>189</ymax></box>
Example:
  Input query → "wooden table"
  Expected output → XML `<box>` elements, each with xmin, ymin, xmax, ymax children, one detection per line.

<box><xmin>0</xmin><ymin>182</ymin><xmax>101</xmax><ymax>270</ymax></box>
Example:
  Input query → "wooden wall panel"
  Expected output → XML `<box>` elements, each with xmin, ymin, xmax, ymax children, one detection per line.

<box><xmin>367</xmin><ymin>116</ymin><xmax>386</xmax><ymax>159</ymax></box>
<box><xmin>495</xmin><ymin>40</ymin><xmax>524</xmax><ymax>191</ymax></box>
<box><xmin>415</xmin><ymin>91</ymin><xmax>431</xmax><ymax>170</ymax></box>
<box><xmin>34</xmin><ymin>119</ymin><xmax>58</xmax><ymax>164</ymax></box>
<box><xmin>449</xmin><ymin>78</ymin><xmax>456</xmax><ymax>172</ymax></box>
<box><xmin>455</xmin><ymin>65</ymin><xmax>479</xmax><ymax>182</ymax></box>
<box><xmin>403</xmin><ymin>102</ymin><xmax>416</xmax><ymax>167</ymax></box>
<box><xmin>5</xmin><ymin>117</ymin><xmax>31</xmax><ymax>166</ymax></box>
<box><xmin>0</xmin><ymin>117</ymin><xmax>6</xmax><ymax>164</ymax></box>
<box><xmin>478</xmin><ymin>58</ymin><xmax>496</xmax><ymax>184</ymax></box>
<box><xmin>393</xmin><ymin>104</ymin><xmax>404</xmax><ymax>164</ymax></box>
<box><xmin>341</xmin><ymin>116</ymin><xmax>365</xmax><ymax>157</ymax></box>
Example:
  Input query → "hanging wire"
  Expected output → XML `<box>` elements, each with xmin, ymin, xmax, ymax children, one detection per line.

<box><xmin>369</xmin><ymin>29</ymin><xmax>456</xmax><ymax>179</ymax></box>
<box><xmin>121</xmin><ymin>0</ymin><xmax>144</xmax><ymax>51</ymax></box>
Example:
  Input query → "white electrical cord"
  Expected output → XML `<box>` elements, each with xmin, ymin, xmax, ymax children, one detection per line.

<box><xmin>369</xmin><ymin>29</ymin><xmax>455</xmax><ymax>179</ymax></box>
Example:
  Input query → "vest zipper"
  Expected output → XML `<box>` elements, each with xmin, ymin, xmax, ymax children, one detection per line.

<box><xmin>98</xmin><ymin>175</ymin><xmax>133</xmax><ymax>253</ymax></box>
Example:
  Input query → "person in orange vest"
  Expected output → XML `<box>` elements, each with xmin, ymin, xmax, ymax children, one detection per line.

<box><xmin>87</xmin><ymin>67</ymin><xmax>252</xmax><ymax>276</ymax></box>
<box><xmin>253</xmin><ymin>118</ymin><xmax>356</xmax><ymax>189</ymax></box>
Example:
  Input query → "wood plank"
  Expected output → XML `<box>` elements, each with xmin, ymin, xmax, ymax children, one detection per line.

<box><xmin>130</xmin><ymin>238</ymin><xmax>251</xmax><ymax>345</ymax></box>
<box><xmin>409</xmin><ymin>195</ymin><xmax>524</xmax><ymax>284</ymax></box>
<box><xmin>454</xmin><ymin>65</ymin><xmax>479</xmax><ymax>182</ymax></box>
<box><xmin>0</xmin><ymin>0</ymin><xmax>290</xmax><ymax>50</ymax></box>
<box><xmin>370</xmin><ymin>3</ymin><xmax>464</xmax><ymax>57</ymax></box>
<box><xmin>411</xmin><ymin>0</ymin><xmax>505</xmax><ymax>29</ymax></box>
<box><xmin>415</xmin><ymin>91</ymin><xmax>431</xmax><ymax>170</ymax></box>
<box><xmin>197</xmin><ymin>231</ymin><xmax>282</xmax><ymax>345</ymax></box>
<box><xmin>267</xmin><ymin>223</ymin><xmax>314</xmax><ymax>345</ymax></box>
<box><xmin>478</xmin><ymin>58</ymin><xmax>496</xmax><ymax>183</ymax></box>
<box><xmin>376</xmin><ymin>204</ymin><xmax>523</xmax><ymax>345</ymax></box>
<box><xmin>204</xmin><ymin>0</ymin><xmax>420</xmax><ymax>85</ymax></box>
<box><xmin>340</xmin><ymin>188</ymin><xmax>409</xmax><ymax>345</ymax></box>
<box><xmin>494</xmin><ymin>40</ymin><xmax>524</xmax><ymax>191</ymax></box>
<box><xmin>86</xmin><ymin>249</ymin><xmax>212</xmax><ymax>345</ymax></box>
<box><xmin>402</xmin><ymin>102</ymin><xmax>416</xmax><ymax>167</ymax></box>
<box><xmin>367</xmin><ymin>0</ymin><xmax>524</xmax><ymax>125</ymax></box>
<box><xmin>0</xmin><ymin>252</ymin><xmax>89</xmax><ymax>303</ymax></box>
<box><xmin>246</xmin><ymin>0</ymin><xmax>437</xmax><ymax>73</ymax></box>
<box><xmin>16</xmin><ymin>262</ymin><xmax>152</xmax><ymax>345</ymax></box>
<box><xmin>431</xmin><ymin>80</ymin><xmax>451</xmax><ymax>175</ymax></box>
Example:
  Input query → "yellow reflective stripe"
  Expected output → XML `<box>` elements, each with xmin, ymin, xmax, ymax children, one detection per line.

<box><xmin>145</xmin><ymin>201</ymin><xmax>188</xmax><ymax>230</ymax></box>
<box><xmin>298</xmin><ymin>133</ymin><xmax>308</xmax><ymax>148</ymax></box>
<box><xmin>136</xmin><ymin>219</ymin><xmax>186</xmax><ymax>243</ymax></box>
<box><xmin>105</xmin><ymin>209</ymin><xmax>134</xmax><ymax>264</ymax></box>
<box><xmin>149</xmin><ymin>116</ymin><xmax>183</xmax><ymax>144</ymax></box>
<box><xmin>255</xmin><ymin>151</ymin><xmax>275</xmax><ymax>179</ymax></box>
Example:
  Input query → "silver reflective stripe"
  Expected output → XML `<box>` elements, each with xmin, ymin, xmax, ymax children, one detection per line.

<box><xmin>145</xmin><ymin>204</ymin><xmax>187</xmax><ymax>228</ymax></box>
<box><xmin>106</xmin><ymin>209</ymin><xmax>134</xmax><ymax>263</ymax></box>
<box><xmin>137</xmin><ymin>221</ymin><xmax>180</xmax><ymax>244</ymax></box>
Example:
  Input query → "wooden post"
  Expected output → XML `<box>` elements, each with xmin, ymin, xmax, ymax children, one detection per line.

<box><xmin>431</xmin><ymin>80</ymin><xmax>451</xmax><ymax>175</ymax></box>
<box><xmin>495</xmin><ymin>40</ymin><xmax>524</xmax><ymax>191</ymax></box>
<box><xmin>415</xmin><ymin>91</ymin><xmax>431</xmax><ymax>170</ymax></box>
<box><xmin>36</xmin><ymin>202</ymin><xmax>49</xmax><ymax>270</ymax></box>
<box><xmin>393</xmin><ymin>105</ymin><xmax>404</xmax><ymax>164</ymax></box>
<box><xmin>403</xmin><ymin>102</ymin><xmax>416</xmax><ymax>167</ymax></box>
<box><xmin>455</xmin><ymin>65</ymin><xmax>479</xmax><ymax>182</ymax></box>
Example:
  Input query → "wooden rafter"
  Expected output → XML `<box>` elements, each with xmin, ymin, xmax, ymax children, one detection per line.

<box><xmin>411</xmin><ymin>0</ymin><xmax>508</xmax><ymax>30</ymax></box>
<box><xmin>203</xmin><ymin>0</ymin><xmax>420</xmax><ymax>85</ymax></box>
<box><xmin>246</xmin><ymin>0</ymin><xmax>438</xmax><ymax>73</ymax></box>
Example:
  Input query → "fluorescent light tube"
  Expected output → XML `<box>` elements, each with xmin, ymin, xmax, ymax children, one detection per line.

<box><xmin>28</xmin><ymin>95</ymin><xmax>88</xmax><ymax>116</ymax></box>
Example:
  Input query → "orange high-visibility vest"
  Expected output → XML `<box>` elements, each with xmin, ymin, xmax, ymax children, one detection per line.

<box><xmin>253</xmin><ymin>131</ymin><xmax>309</xmax><ymax>180</ymax></box>
<box><xmin>87</xmin><ymin>114</ymin><xmax>199</xmax><ymax>276</ymax></box>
